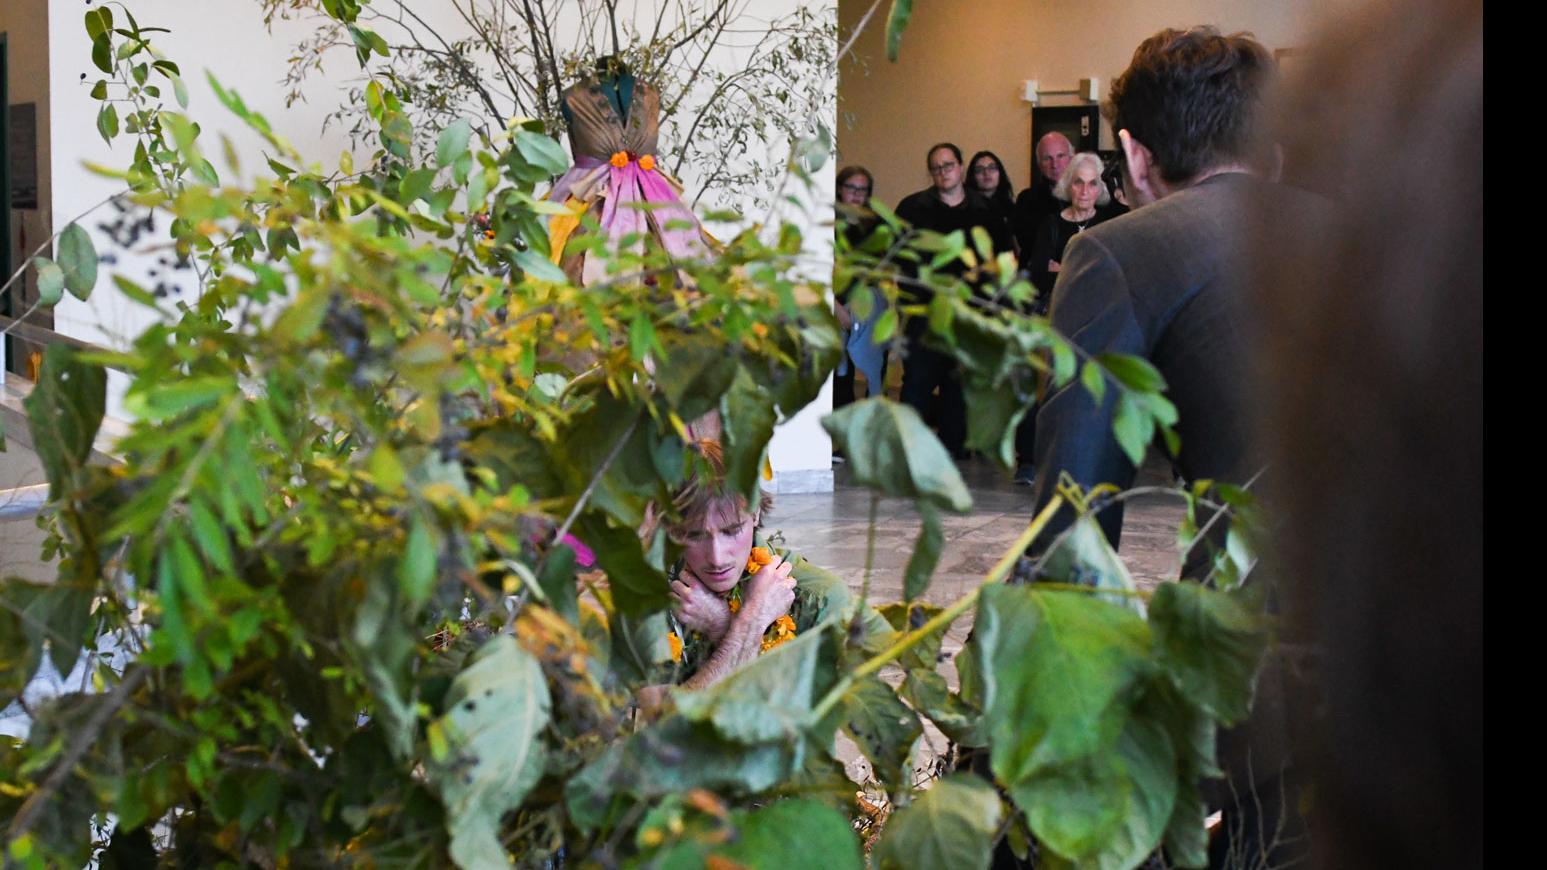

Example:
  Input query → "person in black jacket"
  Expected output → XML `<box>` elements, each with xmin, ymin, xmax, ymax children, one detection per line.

<box><xmin>895</xmin><ymin>142</ymin><xmax>1009</xmax><ymax>458</ymax></box>
<box><xmin>966</xmin><ymin>150</ymin><xmax>1020</xmax><ymax>259</ymax></box>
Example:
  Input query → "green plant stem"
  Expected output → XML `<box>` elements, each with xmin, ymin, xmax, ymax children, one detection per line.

<box><xmin>810</xmin><ymin>494</ymin><xmax>1063</xmax><ymax>723</ymax></box>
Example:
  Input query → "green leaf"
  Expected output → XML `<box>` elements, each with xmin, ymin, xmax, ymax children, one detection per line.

<box><xmin>628</xmin><ymin>314</ymin><xmax>655</xmax><ymax>362</ymax></box>
<box><xmin>399</xmin><ymin>515</ymin><xmax>437</xmax><ymax>606</ymax></box>
<box><xmin>1097</xmin><ymin>353</ymin><xmax>1167</xmax><ymax>393</ymax></box>
<box><xmin>381</xmin><ymin>112</ymin><xmax>412</xmax><ymax>159</ymax></box>
<box><xmin>1038</xmin><ymin>514</ymin><xmax>1144</xmax><ymax>615</ymax></box>
<box><xmin>567</xmin><ymin>717</ymin><xmax>801</xmax><ymax>830</ymax></box>
<box><xmin>133</xmin><ymin>376</ymin><xmax>234</xmax><ymax>420</ymax></box>
<box><xmin>575</xmin><ymin>512</ymin><xmax>669</xmax><ymax>616</ymax></box>
<box><xmin>435</xmin><ymin>118</ymin><xmax>472</xmax><ymax>169</ymax></box>
<box><xmin>708</xmin><ymin>800</ymin><xmax>863</xmax><ymax>870</ymax></box>
<box><xmin>900</xmin><ymin>668</ymin><xmax>985</xmax><ymax>747</ymax></box>
<box><xmin>656</xmin><ymin>333</ymin><xmax>739</xmax><ymax>422</ymax></box>
<box><xmin>188</xmin><ymin>498</ymin><xmax>236</xmax><ymax>575</ymax></box>
<box><xmin>536</xmin><ymin>544</ymin><xmax>579</xmax><ymax>624</ymax></box>
<box><xmin>23</xmin><ymin>345</ymin><xmax>106</xmax><ymax>501</ymax></box>
<box><xmin>92</xmin><ymin>34</ymin><xmax>113</xmax><ymax>74</ymax></box>
<box><xmin>1148</xmin><ymin>582</ymin><xmax>1266</xmax><ymax>723</ymax></box>
<box><xmin>830</xmin><ymin>676</ymin><xmax>921</xmax><ymax>790</ymax></box>
<box><xmin>903</xmin><ymin>501</ymin><xmax>945</xmax><ymax>600</ymax></box>
<box><xmin>874</xmin><ymin>774</ymin><xmax>1001</xmax><ymax>870</ymax></box>
<box><xmin>2</xmin><ymin>577</ymin><xmax>95</xmax><ymax>678</ymax></box>
<box><xmin>675</xmin><ymin>629</ymin><xmax>822</xmax><ymax>743</ymax></box>
<box><xmin>57</xmin><ymin>224</ymin><xmax>99</xmax><ymax>300</ymax></box>
<box><xmin>512</xmin><ymin>249</ymin><xmax>567</xmax><ymax>283</ymax></box>
<box><xmin>961</xmin><ymin>380</ymin><xmax>1029</xmax><ymax>469</ymax></box>
<box><xmin>1080</xmin><ymin>359</ymin><xmax>1106</xmax><ymax>404</ymax></box>
<box><xmin>1112</xmin><ymin>392</ymin><xmax>1151</xmax><ymax>467</ymax></box>
<box><xmin>822</xmin><ymin>398</ymin><xmax>972</xmax><ymax>513</ymax></box>
<box><xmin>33</xmin><ymin>257</ymin><xmax>64</xmax><ymax>306</ymax></box>
<box><xmin>84</xmin><ymin>8</ymin><xmax>111</xmax><ymax>40</ymax></box>
<box><xmin>974</xmin><ymin>586</ymin><xmax>1156</xmax><ymax>862</ymax></box>
<box><xmin>719</xmin><ymin>369</ymin><xmax>778</xmax><ymax>503</ymax></box>
<box><xmin>429</xmin><ymin>636</ymin><xmax>551</xmax><ymax>870</ymax></box>
<box><xmin>96</xmin><ymin>103</ymin><xmax>119</xmax><ymax>143</ymax></box>
<box><xmin>398</xmin><ymin>167</ymin><xmax>437</xmax><ymax>203</ymax></box>
<box><xmin>513</xmin><ymin>130</ymin><xmax>569</xmax><ymax>176</ymax></box>
<box><xmin>884</xmin><ymin>0</ymin><xmax>915</xmax><ymax>61</ymax></box>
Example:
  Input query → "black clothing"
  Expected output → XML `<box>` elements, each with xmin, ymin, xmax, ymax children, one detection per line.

<box><xmin>894</xmin><ymin>187</ymin><xmax>1009</xmax><ymax>457</ymax></box>
<box><xmin>1011</xmin><ymin>181</ymin><xmax>1061</xmax><ymax>260</ymax></box>
<box><xmin>1026</xmin><ymin>210</ymin><xmax>1115</xmax><ymax>313</ymax></box>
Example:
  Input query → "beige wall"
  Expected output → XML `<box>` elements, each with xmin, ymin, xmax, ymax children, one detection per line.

<box><xmin>838</xmin><ymin>0</ymin><xmax>1367</xmax><ymax>207</ymax></box>
<box><xmin>2</xmin><ymin>0</ymin><xmax>53</xmax><ymax>353</ymax></box>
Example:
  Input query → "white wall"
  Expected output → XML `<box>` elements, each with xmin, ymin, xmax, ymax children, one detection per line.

<box><xmin>44</xmin><ymin>0</ymin><xmax>839</xmax><ymax>481</ymax></box>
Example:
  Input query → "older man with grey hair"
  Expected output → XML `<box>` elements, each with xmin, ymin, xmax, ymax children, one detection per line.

<box><xmin>1011</xmin><ymin>131</ymin><xmax>1074</xmax><ymax>257</ymax></box>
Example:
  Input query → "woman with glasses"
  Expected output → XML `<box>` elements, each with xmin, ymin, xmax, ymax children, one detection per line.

<box><xmin>833</xmin><ymin>166</ymin><xmax>887</xmax><ymax>411</ymax></box>
<box><xmin>966</xmin><ymin>150</ymin><xmax>1020</xmax><ymax>258</ymax></box>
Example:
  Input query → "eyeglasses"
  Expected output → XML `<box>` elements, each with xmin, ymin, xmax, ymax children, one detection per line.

<box><xmin>971</xmin><ymin>164</ymin><xmax>999</xmax><ymax>174</ymax></box>
<box><xmin>840</xmin><ymin>183</ymin><xmax>872</xmax><ymax>194</ymax></box>
<box><xmin>928</xmin><ymin>160</ymin><xmax>959</xmax><ymax>175</ymax></box>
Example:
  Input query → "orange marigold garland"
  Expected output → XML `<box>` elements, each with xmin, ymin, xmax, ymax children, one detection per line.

<box><xmin>667</xmin><ymin>631</ymin><xmax>683</xmax><ymax>662</ymax></box>
<box><xmin>760</xmin><ymin>614</ymin><xmax>797</xmax><ymax>652</ymax></box>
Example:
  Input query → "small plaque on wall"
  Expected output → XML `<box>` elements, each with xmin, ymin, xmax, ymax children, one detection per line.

<box><xmin>9</xmin><ymin>101</ymin><xmax>38</xmax><ymax>210</ymax></box>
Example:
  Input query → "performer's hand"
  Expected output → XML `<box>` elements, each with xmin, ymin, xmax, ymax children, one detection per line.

<box><xmin>741</xmin><ymin>556</ymin><xmax>796</xmax><ymax>632</ymax></box>
<box><xmin>671</xmin><ymin>570</ymin><xmax>732</xmax><ymax>643</ymax></box>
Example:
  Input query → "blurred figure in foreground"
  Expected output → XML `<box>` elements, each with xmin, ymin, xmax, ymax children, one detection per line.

<box><xmin>1253</xmin><ymin>0</ymin><xmax>1483</xmax><ymax>865</ymax></box>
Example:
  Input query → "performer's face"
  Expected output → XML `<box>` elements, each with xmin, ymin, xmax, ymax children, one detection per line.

<box><xmin>675</xmin><ymin>498</ymin><xmax>757</xmax><ymax>593</ymax></box>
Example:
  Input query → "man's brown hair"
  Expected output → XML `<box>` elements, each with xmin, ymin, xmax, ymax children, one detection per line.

<box><xmin>1105</xmin><ymin>26</ymin><xmax>1275</xmax><ymax>184</ymax></box>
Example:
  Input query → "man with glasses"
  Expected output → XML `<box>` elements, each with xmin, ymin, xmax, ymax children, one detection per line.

<box><xmin>894</xmin><ymin>143</ymin><xmax>1008</xmax><ymax>459</ymax></box>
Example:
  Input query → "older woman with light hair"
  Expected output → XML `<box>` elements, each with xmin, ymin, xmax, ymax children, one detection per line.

<box><xmin>1013</xmin><ymin>152</ymin><xmax>1118</xmax><ymax>485</ymax></box>
<box><xmin>1027</xmin><ymin>151</ymin><xmax>1115</xmax><ymax>308</ymax></box>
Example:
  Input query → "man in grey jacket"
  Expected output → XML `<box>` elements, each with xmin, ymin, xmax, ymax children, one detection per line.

<box><xmin>1027</xmin><ymin>25</ymin><xmax>1313</xmax><ymax>867</ymax></box>
<box><xmin>1031</xmin><ymin>26</ymin><xmax>1279</xmax><ymax>557</ymax></box>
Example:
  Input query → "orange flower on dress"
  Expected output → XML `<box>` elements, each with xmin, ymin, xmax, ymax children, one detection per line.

<box><xmin>610</xmin><ymin>151</ymin><xmax>630</xmax><ymax>168</ymax></box>
<box><xmin>638</xmin><ymin>154</ymin><xmax>656</xmax><ymax>171</ymax></box>
<box><xmin>668</xmin><ymin>631</ymin><xmax>683</xmax><ymax>662</ymax></box>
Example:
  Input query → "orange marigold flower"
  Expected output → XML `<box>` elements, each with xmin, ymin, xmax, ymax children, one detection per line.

<box><xmin>727</xmin><ymin>597</ymin><xmax>741</xmax><ymax>614</ymax></box>
<box><xmin>638</xmin><ymin>154</ymin><xmax>656</xmax><ymax>171</ymax></box>
<box><xmin>751</xmin><ymin>547</ymin><xmax>774</xmax><ymax>565</ymax></box>
<box><xmin>610</xmin><ymin>151</ymin><xmax>630</xmax><ymax>168</ymax></box>
<box><xmin>750</xmin><ymin>323</ymin><xmax>769</xmax><ymax>338</ymax></box>
<box><xmin>668</xmin><ymin>631</ymin><xmax>683</xmax><ymax>662</ymax></box>
<box><xmin>775</xmin><ymin>614</ymin><xmax>796</xmax><ymax>634</ymax></box>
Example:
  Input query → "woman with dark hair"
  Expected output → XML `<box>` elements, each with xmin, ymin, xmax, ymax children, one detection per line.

<box><xmin>966</xmin><ymin>150</ymin><xmax>1018</xmax><ymax>256</ymax></box>
<box><xmin>833</xmin><ymin>165</ymin><xmax>888</xmax><ymax>409</ymax></box>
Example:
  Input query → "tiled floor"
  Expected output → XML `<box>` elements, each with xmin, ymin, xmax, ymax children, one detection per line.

<box><xmin>770</xmin><ymin>452</ymin><xmax>1187</xmax><ymax>656</ymax></box>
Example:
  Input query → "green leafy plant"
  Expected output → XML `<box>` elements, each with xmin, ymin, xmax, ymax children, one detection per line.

<box><xmin>0</xmin><ymin>5</ymin><xmax>1273</xmax><ymax>868</ymax></box>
